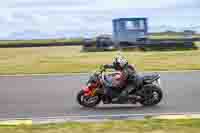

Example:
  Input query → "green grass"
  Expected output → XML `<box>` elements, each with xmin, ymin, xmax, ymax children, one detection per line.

<box><xmin>1</xmin><ymin>119</ymin><xmax>200</xmax><ymax>133</ymax></box>
<box><xmin>0</xmin><ymin>34</ymin><xmax>200</xmax><ymax>46</ymax></box>
<box><xmin>195</xmin><ymin>41</ymin><xmax>200</xmax><ymax>47</ymax></box>
<box><xmin>149</xmin><ymin>35</ymin><xmax>186</xmax><ymax>39</ymax></box>
<box><xmin>149</xmin><ymin>35</ymin><xmax>200</xmax><ymax>40</ymax></box>
<box><xmin>0</xmin><ymin>38</ymin><xmax>83</xmax><ymax>46</ymax></box>
<box><xmin>0</xmin><ymin>43</ymin><xmax>200</xmax><ymax>75</ymax></box>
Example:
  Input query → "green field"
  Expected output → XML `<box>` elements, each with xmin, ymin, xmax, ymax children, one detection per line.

<box><xmin>149</xmin><ymin>35</ymin><xmax>200</xmax><ymax>40</ymax></box>
<box><xmin>1</xmin><ymin>119</ymin><xmax>200</xmax><ymax>133</ymax></box>
<box><xmin>0</xmin><ymin>34</ymin><xmax>199</xmax><ymax>46</ymax></box>
<box><xmin>0</xmin><ymin>38</ymin><xmax>83</xmax><ymax>46</ymax></box>
<box><xmin>0</xmin><ymin>43</ymin><xmax>200</xmax><ymax>75</ymax></box>
<box><xmin>149</xmin><ymin>35</ymin><xmax>186</xmax><ymax>39</ymax></box>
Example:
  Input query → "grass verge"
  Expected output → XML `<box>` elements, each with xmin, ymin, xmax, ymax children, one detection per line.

<box><xmin>1</xmin><ymin>119</ymin><xmax>200</xmax><ymax>133</ymax></box>
<box><xmin>0</xmin><ymin>44</ymin><xmax>200</xmax><ymax>75</ymax></box>
<box><xmin>0</xmin><ymin>39</ymin><xmax>82</xmax><ymax>46</ymax></box>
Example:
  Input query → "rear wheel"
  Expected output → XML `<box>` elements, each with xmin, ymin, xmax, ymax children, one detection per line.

<box><xmin>76</xmin><ymin>90</ymin><xmax>101</xmax><ymax>108</ymax></box>
<box><xmin>139</xmin><ymin>84</ymin><xmax>163</xmax><ymax>106</ymax></box>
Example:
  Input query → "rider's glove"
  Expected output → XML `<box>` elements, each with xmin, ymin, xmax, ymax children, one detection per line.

<box><xmin>103</xmin><ymin>64</ymin><xmax>113</xmax><ymax>69</ymax></box>
<box><xmin>103</xmin><ymin>64</ymin><xmax>108</xmax><ymax>68</ymax></box>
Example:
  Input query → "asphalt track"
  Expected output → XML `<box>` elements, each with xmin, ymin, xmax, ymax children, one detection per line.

<box><xmin>0</xmin><ymin>71</ymin><xmax>200</xmax><ymax>119</ymax></box>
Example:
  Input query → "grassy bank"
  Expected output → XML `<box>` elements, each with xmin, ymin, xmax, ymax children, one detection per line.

<box><xmin>0</xmin><ymin>44</ymin><xmax>200</xmax><ymax>75</ymax></box>
<box><xmin>1</xmin><ymin>119</ymin><xmax>200</xmax><ymax>133</ymax></box>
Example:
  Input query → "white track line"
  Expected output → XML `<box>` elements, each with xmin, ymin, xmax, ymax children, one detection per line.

<box><xmin>1</xmin><ymin>112</ymin><xmax>200</xmax><ymax>121</ymax></box>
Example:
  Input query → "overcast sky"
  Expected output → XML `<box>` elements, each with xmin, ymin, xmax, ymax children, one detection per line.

<box><xmin>0</xmin><ymin>0</ymin><xmax>199</xmax><ymax>39</ymax></box>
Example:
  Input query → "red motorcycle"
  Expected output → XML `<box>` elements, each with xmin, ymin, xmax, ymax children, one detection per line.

<box><xmin>77</xmin><ymin>65</ymin><xmax>163</xmax><ymax>107</ymax></box>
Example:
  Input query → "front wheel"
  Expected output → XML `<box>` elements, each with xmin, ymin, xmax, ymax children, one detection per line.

<box><xmin>76</xmin><ymin>90</ymin><xmax>101</xmax><ymax>108</ymax></box>
<box><xmin>139</xmin><ymin>84</ymin><xmax>163</xmax><ymax>106</ymax></box>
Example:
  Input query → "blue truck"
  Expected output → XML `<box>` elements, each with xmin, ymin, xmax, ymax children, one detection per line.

<box><xmin>83</xmin><ymin>17</ymin><xmax>195</xmax><ymax>51</ymax></box>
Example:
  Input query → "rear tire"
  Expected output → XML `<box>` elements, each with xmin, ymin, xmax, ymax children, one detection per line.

<box><xmin>139</xmin><ymin>84</ymin><xmax>163</xmax><ymax>106</ymax></box>
<box><xmin>76</xmin><ymin>90</ymin><xmax>101</xmax><ymax>108</ymax></box>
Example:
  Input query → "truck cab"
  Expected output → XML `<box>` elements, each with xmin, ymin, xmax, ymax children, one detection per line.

<box><xmin>112</xmin><ymin>18</ymin><xmax>148</xmax><ymax>44</ymax></box>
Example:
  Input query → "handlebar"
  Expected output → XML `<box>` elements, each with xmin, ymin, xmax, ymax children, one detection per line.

<box><xmin>98</xmin><ymin>65</ymin><xmax>106</xmax><ymax>83</ymax></box>
<box><xmin>99</xmin><ymin>65</ymin><xmax>106</xmax><ymax>73</ymax></box>
<box><xmin>101</xmin><ymin>71</ymin><xmax>105</xmax><ymax>82</ymax></box>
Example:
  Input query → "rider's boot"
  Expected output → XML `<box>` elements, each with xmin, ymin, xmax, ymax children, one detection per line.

<box><xmin>103</xmin><ymin>96</ymin><xmax>111</xmax><ymax>104</ymax></box>
<box><xmin>103</xmin><ymin>87</ymin><xmax>113</xmax><ymax>104</ymax></box>
<box><xmin>112</xmin><ymin>89</ymin><xmax>128</xmax><ymax>103</ymax></box>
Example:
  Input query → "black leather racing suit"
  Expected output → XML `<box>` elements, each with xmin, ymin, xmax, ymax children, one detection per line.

<box><xmin>103</xmin><ymin>64</ymin><xmax>137</xmax><ymax>102</ymax></box>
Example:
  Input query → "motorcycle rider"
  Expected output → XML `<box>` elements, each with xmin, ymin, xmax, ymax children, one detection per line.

<box><xmin>103</xmin><ymin>55</ymin><xmax>137</xmax><ymax>103</ymax></box>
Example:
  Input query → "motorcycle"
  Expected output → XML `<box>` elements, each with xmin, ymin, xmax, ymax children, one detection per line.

<box><xmin>76</xmin><ymin>65</ymin><xmax>163</xmax><ymax>107</ymax></box>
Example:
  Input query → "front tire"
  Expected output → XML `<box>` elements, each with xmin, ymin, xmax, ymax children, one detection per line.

<box><xmin>139</xmin><ymin>84</ymin><xmax>163</xmax><ymax>106</ymax></box>
<box><xmin>76</xmin><ymin>90</ymin><xmax>101</xmax><ymax>108</ymax></box>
